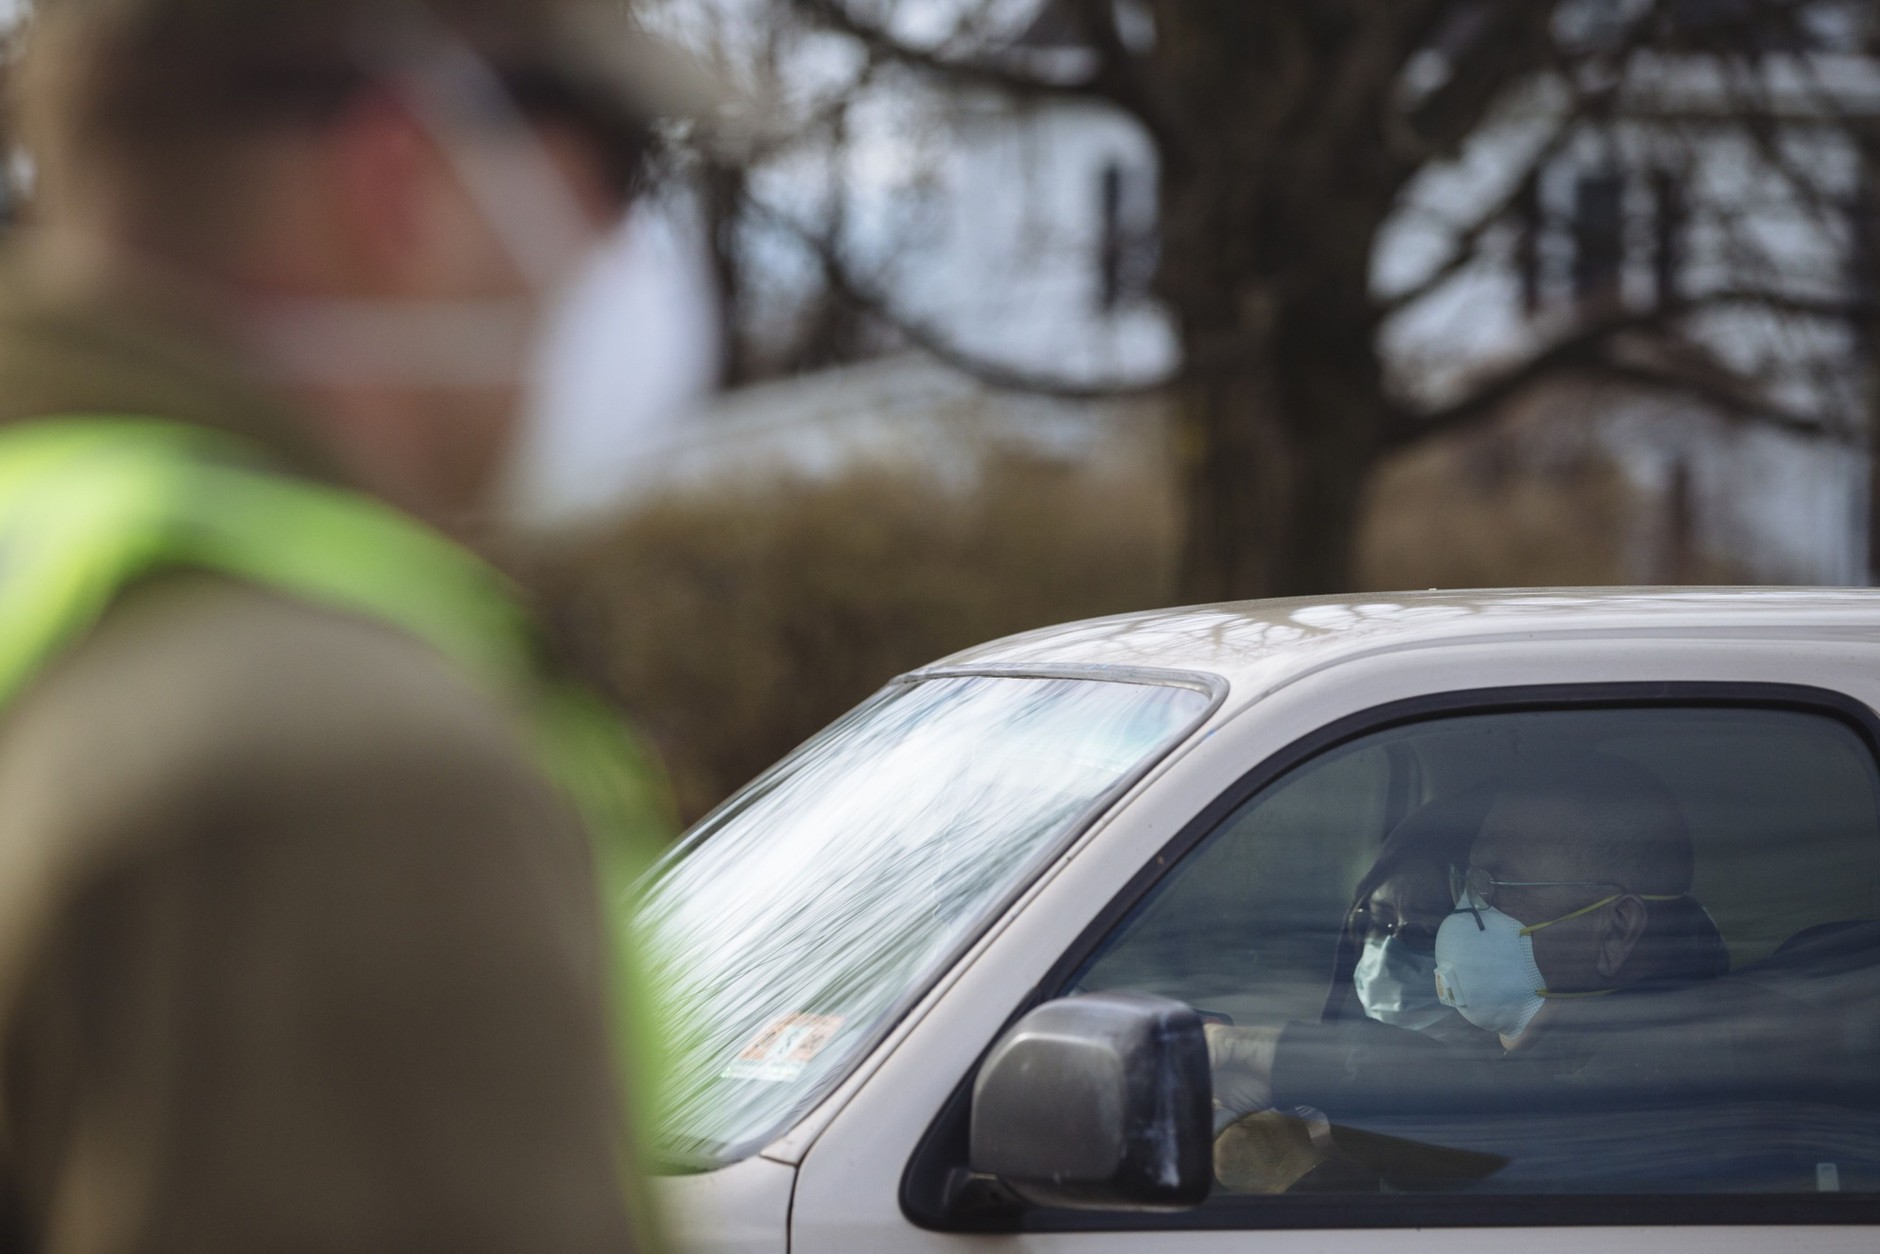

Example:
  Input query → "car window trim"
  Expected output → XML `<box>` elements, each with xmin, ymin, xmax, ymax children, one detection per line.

<box><xmin>898</xmin><ymin>662</ymin><xmax>1230</xmax><ymax>702</ymax></box>
<box><xmin>902</xmin><ymin>680</ymin><xmax>1880</xmax><ymax>1232</ymax></box>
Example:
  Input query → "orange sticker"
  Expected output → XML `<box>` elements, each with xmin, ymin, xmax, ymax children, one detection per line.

<box><xmin>724</xmin><ymin>1014</ymin><xmax>846</xmax><ymax>1082</ymax></box>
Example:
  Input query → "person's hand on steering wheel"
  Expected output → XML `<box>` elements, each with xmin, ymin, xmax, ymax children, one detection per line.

<box><xmin>1205</xmin><ymin>1023</ymin><xmax>1283</xmax><ymax>1119</ymax></box>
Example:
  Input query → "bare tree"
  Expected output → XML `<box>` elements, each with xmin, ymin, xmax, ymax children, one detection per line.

<box><xmin>669</xmin><ymin>0</ymin><xmax>1880</xmax><ymax>598</ymax></box>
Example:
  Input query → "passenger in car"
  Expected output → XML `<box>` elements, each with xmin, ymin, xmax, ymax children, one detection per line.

<box><xmin>1431</xmin><ymin>754</ymin><xmax>1722</xmax><ymax>1044</ymax></box>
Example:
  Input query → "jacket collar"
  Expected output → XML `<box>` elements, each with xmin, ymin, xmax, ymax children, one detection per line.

<box><xmin>0</xmin><ymin>248</ymin><xmax>344</xmax><ymax>484</ymax></box>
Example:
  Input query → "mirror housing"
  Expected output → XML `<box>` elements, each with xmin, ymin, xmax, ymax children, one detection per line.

<box><xmin>968</xmin><ymin>992</ymin><xmax>1212</xmax><ymax>1211</ymax></box>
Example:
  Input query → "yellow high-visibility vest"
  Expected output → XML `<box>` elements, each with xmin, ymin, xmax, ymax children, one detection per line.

<box><xmin>0</xmin><ymin>415</ymin><xmax>672</xmax><ymax>1211</ymax></box>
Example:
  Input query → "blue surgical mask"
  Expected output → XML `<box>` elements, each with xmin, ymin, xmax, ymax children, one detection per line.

<box><xmin>1353</xmin><ymin>936</ymin><xmax>1448</xmax><ymax>1030</ymax></box>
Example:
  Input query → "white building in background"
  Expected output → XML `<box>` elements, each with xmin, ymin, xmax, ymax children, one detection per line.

<box><xmin>679</xmin><ymin>0</ymin><xmax>1880</xmax><ymax>585</ymax></box>
<box><xmin>1371</xmin><ymin>0</ymin><xmax>1880</xmax><ymax>583</ymax></box>
<box><xmin>881</xmin><ymin>2</ymin><xmax>1172</xmax><ymax>387</ymax></box>
<box><xmin>616</xmin><ymin>353</ymin><xmax>1160</xmax><ymax>496</ymax></box>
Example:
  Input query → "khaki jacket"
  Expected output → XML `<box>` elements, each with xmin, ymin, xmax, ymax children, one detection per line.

<box><xmin>0</xmin><ymin>270</ymin><xmax>642</xmax><ymax>1251</ymax></box>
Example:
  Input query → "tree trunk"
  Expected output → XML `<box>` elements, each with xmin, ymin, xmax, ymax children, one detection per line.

<box><xmin>1149</xmin><ymin>3</ymin><xmax>1401</xmax><ymax>603</ymax></box>
<box><xmin>1156</xmin><ymin>170</ymin><xmax>1393</xmax><ymax>602</ymax></box>
<box><xmin>700</xmin><ymin>159</ymin><xmax>753</xmax><ymax>387</ymax></box>
<box><xmin>1169</xmin><ymin>314</ymin><xmax>1388</xmax><ymax>602</ymax></box>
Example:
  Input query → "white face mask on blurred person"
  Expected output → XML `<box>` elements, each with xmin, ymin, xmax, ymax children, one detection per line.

<box><xmin>1352</xmin><ymin>935</ymin><xmax>1448</xmax><ymax>1030</ymax></box>
<box><xmin>256</xmin><ymin>22</ymin><xmax>718</xmax><ymax>526</ymax></box>
<box><xmin>412</xmin><ymin>36</ymin><xmax>720</xmax><ymax>528</ymax></box>
<box><xmin>503</xmin><ymin>197</ymin><xmax>720</xmax><ymax>530</ymax></box>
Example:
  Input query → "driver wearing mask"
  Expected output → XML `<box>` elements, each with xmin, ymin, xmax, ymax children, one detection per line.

<box><xmin>1337</xmin><ymin>791</ymin><xmax>1494</xmax><ymax>1043</ymax></box>
<box><xmin>1351</xmin><ymin>866</ymin><xmax>1450</xmax><ymax>1029</ymax></box>
<box><xmin>1212</xmin><ymin>792</ymin><xmax>1493</xmax><ymax>1192</ymax></box>
<box><xmin>1209</xmin><ymin>756</ymin><xmax>1794</xmax><ymax>1150</ymax></box>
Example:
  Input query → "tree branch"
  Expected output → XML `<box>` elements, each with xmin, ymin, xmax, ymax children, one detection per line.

<box><xmin>1406</xmin><ymin>2</ymin><xmax>1560</xmax><ymax>158</ymax></box>
<box><xmin>1390</xmin><ymin>284</ymin><xmax>1861</xmax><ymax>451</ymax></box>
<box><xmin>1380</xmin><ymin>3</ymin><xmax>1683</xmax><ymax>320</ymax></box>
<box><xmin>1386</xmin><ymin>310</ymin><xmax>1671</xmax><ymax>448</ymax></box>
<box><xmin>786</xmin><ymin>0</ymin><xmax>1108</xmax><ymax>106</ymax></box>
<box><xmin>1744</xmin><ymin>0</ymin><xmax>1880</xmax><ymax>172</ymax></box>
<box><xmin>1311</xmin><ymin>0</ymin><xmax>1460</xmax><ymax>160</ymax></box>
<box><xmin>1373</xmin><ymin>109</ymin><xmax>1579</xmax><ymax>321</ymax></box>
<box><xmin>748</xmin><ymin>197</ymin><xmax>1180</xmax><ymax>402</ymax></box>
<box><xmin>1694</xmin><ymin>285</ymin><xmax>1880</xmax><ymax>324</ymax></box>
<box><xmin>1592</xmin><ymin>358</ymin><xmax>1847</xmax><ymax>441</ymax></box>
<box><xmin>1065</xmin><ymin>0</ymin><xmax>1190</xmax><ymax>167</ymax></box>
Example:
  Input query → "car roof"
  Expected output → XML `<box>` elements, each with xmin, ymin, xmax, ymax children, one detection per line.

<box><xmin>915</xmin><ymin>587</ymin><xmax>1880</xmax><ymax>705</ymax></box>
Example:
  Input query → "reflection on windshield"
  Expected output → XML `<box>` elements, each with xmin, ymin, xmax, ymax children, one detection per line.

<box><xmin>638</xmin><ymin>674</ymin><xmax>1212</xmax><ymax>1167</ymax></box>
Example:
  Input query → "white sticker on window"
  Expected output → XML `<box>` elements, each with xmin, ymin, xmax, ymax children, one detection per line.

<box><xmin>723</xmin><ymin>1014</ymin><xmax>845</xmax><ymax>1083</ymax></box>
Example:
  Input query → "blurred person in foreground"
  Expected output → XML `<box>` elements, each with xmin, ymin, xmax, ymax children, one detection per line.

<box><xmin>0</xmin><ymin>1</ymin><xmax>696</xmax><ymax>1247</ymax></box>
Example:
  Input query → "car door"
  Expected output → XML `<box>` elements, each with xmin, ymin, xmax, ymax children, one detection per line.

<box><xmin>791</xmin><ymin>661</ymin><xmax>1880</xmax><ymax>1253</ymax></box>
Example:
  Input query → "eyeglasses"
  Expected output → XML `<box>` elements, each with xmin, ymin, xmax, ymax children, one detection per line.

<box><xmin>1448</xmin><ymin>864</ymin><xmax>1625</xmax><ymax>912</ymax></box>
<box><xmin>1351</xmin><ymin>904</ymin><xmax>1440</xmax><ymax>954</ymax></box>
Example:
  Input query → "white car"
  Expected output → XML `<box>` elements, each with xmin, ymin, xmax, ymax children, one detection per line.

<box><xmin>640</xmin><ymin>590</ymin><xmax>1880</xmax><ymax>1253</ymax></box>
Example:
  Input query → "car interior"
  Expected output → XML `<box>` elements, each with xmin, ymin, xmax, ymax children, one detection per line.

<box><xmin>1072</xmin><ymin>703</ymin><xmax>1880</xmax><ymax>1196</ymax></box>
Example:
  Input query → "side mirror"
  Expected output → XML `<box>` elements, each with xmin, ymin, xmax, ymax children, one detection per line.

<box><xmin>968</xmin><ymin>992</ymin><xmax>1212</xmax><ymax>1211</ymax></box>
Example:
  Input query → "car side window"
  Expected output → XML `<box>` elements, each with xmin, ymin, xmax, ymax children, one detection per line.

<box><xmin>1070</xmin><ymin>704</ymin><xmax>1880</xmax><ymax>1199</ymax></box>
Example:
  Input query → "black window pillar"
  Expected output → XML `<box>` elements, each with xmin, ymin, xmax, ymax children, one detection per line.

<box><xmin>1573</xmin><ymin>171</ymin><xmax>1627</xmax><ymax>303</ymax></box>
<box><xmin>1098</xmin><ymin>161</ymin><xmax>1126</xmax><ymax>312</ymax></box>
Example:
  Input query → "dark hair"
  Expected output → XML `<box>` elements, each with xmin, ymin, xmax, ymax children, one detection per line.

<box><xmin>1347</xmin><ymin>786</ymin><xmax>1497</xmax><ymax>920</ymax></box>
<box><xmin>1321</xmin><ymin>786</ymin><xmax>1496</xmax><ymax>1021</ymax></box>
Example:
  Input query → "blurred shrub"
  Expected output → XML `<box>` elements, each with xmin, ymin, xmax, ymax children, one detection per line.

<box><xmin>1358</xmin><ymin>411</ymin><xmax>1745</xmax><ymax>591</ymax></box>
<box><xmin>533</xmin><ymin>450</ymin><xmax>1178</xmax><ymax>825</ymax></box>
<box><xmin>1358</xmin><ymin>422</ymin><xmax>1639</xmax><ymax>591</ymax></box>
